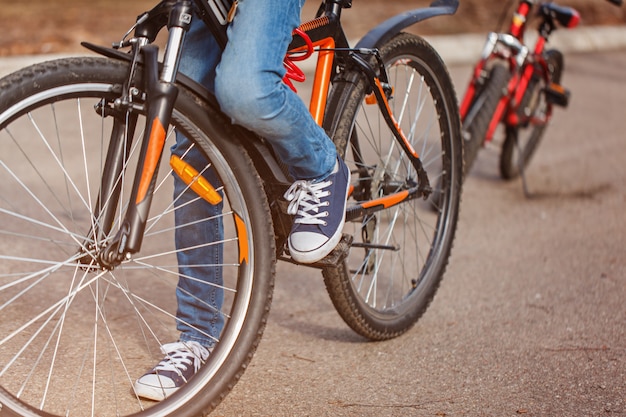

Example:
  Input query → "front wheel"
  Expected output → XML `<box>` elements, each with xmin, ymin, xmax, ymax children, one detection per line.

<box><xmin>499</xmin><ymin>49</ymin><xmax>564</xmax><ymax>180</ymax></box>
<box><xmin>462</xmin><ymin>63</ymin><xmax>511</xmax><ymax>178</ymax></box>
<box><xmin>0</xmin><ymin>57</ymin><xmax>275</xmax><ymax>417</ymax></box>
<box><xmin>322</xmin><ymin>33</ymin><xmax>462</xmax><ymax>341</ymax></box>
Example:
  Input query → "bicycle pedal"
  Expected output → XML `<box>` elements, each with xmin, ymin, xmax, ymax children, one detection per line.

<box><xmin>309</xmin><ymin>234</ymin><xmax>353</xmax><ymax>268</ymax></box>
<box><xmin>544</xmin><ymin>83</ymin><xmax>570</xmax><ymax>107</ymax></box>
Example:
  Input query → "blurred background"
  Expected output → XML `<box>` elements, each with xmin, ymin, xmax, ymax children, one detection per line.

<box><xmin>0</xmin><ymin>0</ymin><xmax>624</xmax><ymax>56</ymax></box>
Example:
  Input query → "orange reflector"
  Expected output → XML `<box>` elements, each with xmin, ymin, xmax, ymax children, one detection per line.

<box><xmin>365</xmin><ymin>93</ymin><xmax>377</xmax><ymax>105</ymax></box>
<box><xmin>170</xmin><ymin>155</ymin><xmax>222</xmax><ymax>205</ymax></box>
<box><xmin>549</xmin><ymin>83</ymin><xmax>565</xmax><ymax>94</ymax></box>
<box><xmin>234</xmin><ymin>213</ymin><xmax>249</xmax><ymax>264</ymax></box>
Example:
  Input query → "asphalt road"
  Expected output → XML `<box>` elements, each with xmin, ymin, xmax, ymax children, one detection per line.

<box><xmin>0</xmin><ymin>47</ymin><xmax>623</xmax><ymax>416</ymax></box>
<box><xmin>210</xmin><ymin>49</ymin><xmax>626</xmax><ymax>416</ymax></box>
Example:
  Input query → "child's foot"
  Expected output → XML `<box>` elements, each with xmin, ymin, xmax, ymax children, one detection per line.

<box><xmin>134</xmin><ymin>341</ymin><xmax>209</xmax><ymax>401</ymax></box>
<box><xmin>284</xmin><ymin>157</ymin><xmax>350</xmax><ymax>263</ymax></box>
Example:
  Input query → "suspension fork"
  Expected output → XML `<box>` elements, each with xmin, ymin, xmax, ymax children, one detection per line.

<box><xmin>93</xmin><ymin>112</ymin><xmax>139</xmax><ymax>243</ymax></box>
<box><xmin>98</xmin><ymin>1</ymin><xmax>192</xmax><ymax>268</ymax></box>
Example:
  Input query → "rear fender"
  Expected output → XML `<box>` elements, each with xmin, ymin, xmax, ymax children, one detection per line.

<box><xmin>355</xmin><ymin>0</ymin><xmax>459</xmax><ymax>49</ymax></box>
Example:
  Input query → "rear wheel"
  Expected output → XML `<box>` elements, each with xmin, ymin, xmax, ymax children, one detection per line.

<box><xmin>0</xmin><ymin>57</ymin><xmax>275</xmax><ymax>416</ymax></box>
<box><xmin>500</xmin><ymin>49</ymin><xmax>564</xmax><ymax>180</ymax></box>
<box><xmin>322</xmin><ymin>33</ymin><xmax>462</xmax><ymax>341</ymax></box>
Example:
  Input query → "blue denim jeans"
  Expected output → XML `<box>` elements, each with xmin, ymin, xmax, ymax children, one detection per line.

<box><xmin>174</xmin><ymin>0</ymin><xmax>337</xmax><ymax>347</ymax></box>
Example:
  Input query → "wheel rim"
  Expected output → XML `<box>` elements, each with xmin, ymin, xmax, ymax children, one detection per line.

<box><xmin>0</xmin><ymin>83</ymin><xmax>255</xmax><ymax>416</ymax></box>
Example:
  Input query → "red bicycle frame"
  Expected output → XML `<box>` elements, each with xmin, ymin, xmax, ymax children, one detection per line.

<box><xmin>459</xmin><ymin>0</ymin><xmax>579</xmax><ymax>144</ymax></box>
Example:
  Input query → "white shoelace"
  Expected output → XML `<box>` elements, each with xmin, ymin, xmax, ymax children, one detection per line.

<box><xmin>154</xmin><ymin>342</ymin><xmax>208</xmax><ymax>377</ymax></box>
<box><xmin>284</xmin><ymin>179</ymin><xmax>332</xmax><ymax>225</ymax></box>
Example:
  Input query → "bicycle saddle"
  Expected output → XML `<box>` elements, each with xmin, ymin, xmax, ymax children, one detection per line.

<box><xmin>539</xmin><ymin>3</ymin><xmax>580</xmax><ymax>28</ymax></box>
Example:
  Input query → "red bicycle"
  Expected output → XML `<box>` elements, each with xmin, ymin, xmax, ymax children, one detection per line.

<box><xmin>459</xmin><ymin>0</ymin><xmax>623</xmax><ymax>191</ymax></box>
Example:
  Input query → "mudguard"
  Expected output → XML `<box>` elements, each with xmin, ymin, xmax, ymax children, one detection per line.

<box><xmin>355</xmin><ymin>0</ymin><xmax>459</xmax><ymax>49</ymax></box>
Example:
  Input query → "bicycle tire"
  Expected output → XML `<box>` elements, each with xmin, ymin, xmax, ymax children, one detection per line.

<box><xmin>322</xmin><ymin>33</ymin><xmax>462</xmax><ymax>341</ymax></box>
<box><xmin>462</xmin><ymin>63</ymin><xmax>511</xmax><ymax>178</ymax></box>
<box><xmin>500</xmin><ymin>49</ymin><xmax>564</xmax><ymax>180</ymax></box>
<box><xmin>0</xmin><ymin>57</ymin><xmax>275</xmax><ymax>417</ymax></box>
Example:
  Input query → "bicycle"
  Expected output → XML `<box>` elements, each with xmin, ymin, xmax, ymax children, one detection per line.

<box><xmin>0</xmin><ymin>0</ymin><xmax>462</xmax><ymax>415</ymax></box>
<box><xmin>459</xmin><ymin>0</ymin><xmax>623</xmax><ymax>192</ymax></box>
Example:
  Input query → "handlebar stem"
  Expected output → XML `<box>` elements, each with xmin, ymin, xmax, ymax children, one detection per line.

<box><xmin>481</xmin><ymin>32</ymin><xmax>529</xmax><ymax>68</ymax></box>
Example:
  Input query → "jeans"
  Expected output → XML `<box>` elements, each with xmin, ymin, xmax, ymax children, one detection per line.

<box><xmin>174</xmin><ymin>0</ymin><xmax>337</xmax><ymax>347</ymax></box>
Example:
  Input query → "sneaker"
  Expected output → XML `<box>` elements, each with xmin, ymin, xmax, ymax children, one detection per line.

<box><xmin>133</xmin><ymin>341</ymin><xmax>209</xmax><ymax>401</ymax></box>
<box><xmin>284</xmin><ymin>157</ymin><xmax>350</xmax><ymax>264</ymax></box>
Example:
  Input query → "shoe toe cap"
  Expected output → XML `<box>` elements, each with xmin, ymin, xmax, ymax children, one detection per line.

<box><xmin>136</xmin><ymin>373</ymin><xmax>177</xmax><ymax>389</ymax></box>
<box><xmin>134</xmin><ymin>374</ymin><xmax>178</xmax><ymax>401</ymax></box>
<box><xmin>289</xmin><ymin>231</ymin><xmax>328</xmax><ymax>253</ymax></box>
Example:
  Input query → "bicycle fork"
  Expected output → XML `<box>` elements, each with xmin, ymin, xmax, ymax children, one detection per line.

<box><xmin>84</xmin><ymin>2</ymin><xmax>193</xmax><ymax>269</ymax></box>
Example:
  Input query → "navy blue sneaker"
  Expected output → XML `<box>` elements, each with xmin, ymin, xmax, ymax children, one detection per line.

<box><xmin>284</xmin><ymin>158</ymin><xmax>350</xmax><ymax>264</ymax></box>
<box><xmin>134</xmin><ymin>341</ymin><xmax>209</xmax><ymax>401</ymax></box>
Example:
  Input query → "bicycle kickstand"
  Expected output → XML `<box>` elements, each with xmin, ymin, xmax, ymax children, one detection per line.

<box><xmin>517</xmin><ymin>142</ymin><xmax>533</xmax><ymax>198</ymax></box>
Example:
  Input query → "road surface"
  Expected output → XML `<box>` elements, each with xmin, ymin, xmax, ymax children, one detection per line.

<box><xmin>212</xmin><ymin>49</ymin><xmax>626</xmax><ymax>417</ymax></box>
